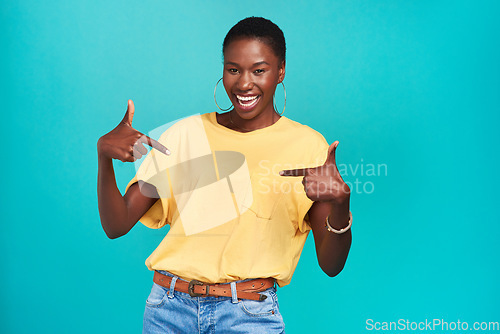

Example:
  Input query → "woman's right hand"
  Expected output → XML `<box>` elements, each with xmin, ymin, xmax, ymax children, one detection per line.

<box><xmin>97</xmin><ymin>100</ymin><xmax>170</xmax><ymax>162</ymax></box>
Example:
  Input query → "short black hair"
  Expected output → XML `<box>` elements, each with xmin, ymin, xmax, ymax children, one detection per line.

<box><xmin>223</xmin><ymin>17</ymin><xmax>286</xmax><ymax>64</ymax></box>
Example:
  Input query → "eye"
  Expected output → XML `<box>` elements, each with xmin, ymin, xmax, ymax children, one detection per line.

<box><xmin>254</xmin><ymin>69</ymin><xmax>265</xmax><ymax>74</ymax></box>
<box><xmin>227</xmin><ymin>68</ymin><xmax>238</xmax><ymax>74</ymax></box>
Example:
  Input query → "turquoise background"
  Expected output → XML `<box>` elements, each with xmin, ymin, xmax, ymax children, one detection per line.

<box><xmin>2</xmin><ymin>0</ymin><xmax>499</xmax><ymax>333</ymax></box>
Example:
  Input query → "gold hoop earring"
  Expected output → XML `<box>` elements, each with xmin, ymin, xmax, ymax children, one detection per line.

<box><xmin>273</xmin><ymin>82</ymin><xmax>286</xmax><ymax>116</ymax></box>
<box><xmin>214</xmin><ymin>78</ymin><xmax>232</xmax><ymax>111</ymax></box>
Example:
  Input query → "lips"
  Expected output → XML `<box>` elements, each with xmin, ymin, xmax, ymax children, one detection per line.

<box><xmin>235</xmin><ymin>94</ymin><xmax>260</xmax><ymax>111</ymax></box>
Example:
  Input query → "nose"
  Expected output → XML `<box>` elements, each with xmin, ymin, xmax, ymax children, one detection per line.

<box><xmin>236</xmin><ymin>71</ymin><xmax>253</xmax><ymax>91</ymax></box>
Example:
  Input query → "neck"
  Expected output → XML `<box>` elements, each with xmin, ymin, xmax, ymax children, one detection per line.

<box><xmin>229</xmin><ymin>109</ymin><xmax>279</xmax><ymax>132</ymax></box>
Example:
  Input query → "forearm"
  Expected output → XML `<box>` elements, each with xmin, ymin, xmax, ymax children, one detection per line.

<box><xmin>317</xmin><ymin>200</ymin><xmax>352</xmax><ymax>277</ymax></box>
<box><xmin>97</xmin><ymin>154</ymin><xmax>130</xmax><ymax>238</ymax></box>
<box><xmin>282</xmin><ymin>140</ymin><xmax>352</xmax><ymax>276</ymax></box>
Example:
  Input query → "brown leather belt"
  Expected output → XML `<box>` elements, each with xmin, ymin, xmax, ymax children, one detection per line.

<box><xmin>153</xmin><ymin>271</ymin><xmax>275</xmax><ymax>301</ymax></box>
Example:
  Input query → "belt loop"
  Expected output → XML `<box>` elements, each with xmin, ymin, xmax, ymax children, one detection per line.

<box><xmin>230</xmin><ymin>282</ymin><xmax>238</xmax><ymax>303</ymax></box>
<box><xmin>168</xmin><ymin>276</ymin><xmax>178</xmax><ymax>299</ymax></box>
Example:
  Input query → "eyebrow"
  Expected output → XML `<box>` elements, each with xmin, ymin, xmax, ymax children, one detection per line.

<box><xmin>224</xmin><ymin>61</ymin><xmax>270</xmax><ymax>67</ymax></box>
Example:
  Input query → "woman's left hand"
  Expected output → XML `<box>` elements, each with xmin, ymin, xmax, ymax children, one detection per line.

<box><xmin>279</xmin><ymin>141</ymin><xmax>350</xmax><ymax>204</ymax></box>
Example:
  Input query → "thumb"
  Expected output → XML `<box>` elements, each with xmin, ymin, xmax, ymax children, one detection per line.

<box><xmin>122</xmin><ymin>99</ymin><xmax>135</xmax><ymax>125</ymax></box>
<box><xmin>325</xmin><ymin>141</ymin><xmax>339</xmax><ymax>165</ymax></box>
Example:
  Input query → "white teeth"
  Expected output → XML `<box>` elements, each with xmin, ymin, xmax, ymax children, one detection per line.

<box><xmin>236</xmin><ymin>95</ymin><xmax>258</xmax><ymax>101</ymax></box>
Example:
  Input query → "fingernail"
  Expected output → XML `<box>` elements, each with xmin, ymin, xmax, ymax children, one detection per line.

<box><xmin>165</xmin><ymin>149</ymin><xmax>171</xmax><ymax>155</ymax></box>
<box><xmin>279</xmin><ymin>171</ymin><xmax>284</xmax><ymax>176</ymax></box>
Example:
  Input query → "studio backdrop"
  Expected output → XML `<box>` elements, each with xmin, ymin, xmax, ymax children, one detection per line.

<box><xmin>2</xmin><ymin>1</ymin><xmax>499</xmax><ymax>333</ymax></box>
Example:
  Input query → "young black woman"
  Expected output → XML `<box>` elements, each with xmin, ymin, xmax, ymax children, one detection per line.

<box><xmin>97</xmin><ymin>17</ymin><xmax>352</xmax><ymax>334</ymax></box>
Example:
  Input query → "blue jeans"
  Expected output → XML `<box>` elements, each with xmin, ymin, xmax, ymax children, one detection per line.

<box><xmin>143</xmin><ymin>270</ymin><xmax>286</xmax><ymax>333</ymax></box>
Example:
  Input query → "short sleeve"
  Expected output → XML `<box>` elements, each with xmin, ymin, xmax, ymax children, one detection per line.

<box><xmin>125</xmin><ymin>176</ymin><xmax>170</xmax><ymax>229</ymax></box>
<box><xmin>297</xmin><ymin>196</ymin><xmax>314</xmax><ymax>233</ymax></box>
<box><xmin>124</xmin><ymin>133</ymin><xmax>174</xmax><ymax>229</ymax></box>
<box><xmin>124</xmin><ymin>114</ymin><xmax>214</xmax><ymax>230</ymax></box>
<box><xmin>296</xmin><ymin>135</ymin><xmax>330</xmax><ymax>233</ymax></box>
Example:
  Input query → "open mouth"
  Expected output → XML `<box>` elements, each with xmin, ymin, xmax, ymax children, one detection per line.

<box><xmin>235</xmin><ymin>94</ymin><xmax>260</xmax><ymax>110</ymax></box>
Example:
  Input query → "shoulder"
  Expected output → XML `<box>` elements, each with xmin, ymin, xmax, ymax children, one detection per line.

<box><xmin>157</xmin><ymin>113</ymin><xmax>207</xmax><ymax>140</ymax></box>
<box><xmin>169</xmin><ymin>113</ymin><xmax>206</xmax><ymax>130</ymax></box>
<box><xmin>281</xmin><ymin>117</ymin><xmax>328</xmax><ymax>146</ymax></box>
<box><xmin>281</xmin><ymin>117</ymin><xmax>330</xmax><ymax>164</ymax></box>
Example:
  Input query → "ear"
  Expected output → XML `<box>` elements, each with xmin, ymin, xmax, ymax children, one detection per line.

<box><xmin>278</xmin><ymin>60</ymin><xmax>286</xmax><ymax>83</ymax></box>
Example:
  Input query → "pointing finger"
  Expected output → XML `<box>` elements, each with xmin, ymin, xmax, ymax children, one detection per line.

<box><xmin>139</xmin><ymin>133</ymin><xmax>171</xmax><ymax>156</ymax></box>
<box><xmin>122</xmin><ymin>99</ymin><xmax>135</xmax><ymax>126</ymax></box>
<box><xmin>279</xmin><ymin>168</ymin><xmax>307</xmax><ymax>177</ymax></box>
<box><xmin>279</xmin><ymin>167</ymin><xmax>319</xmax><ymax>177</ymax></box>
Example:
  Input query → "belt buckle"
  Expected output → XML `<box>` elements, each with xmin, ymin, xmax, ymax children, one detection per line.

<box><xmin>188</xmin><ymin>279</ymin><xmax>205</xmax><ymax>297</ymax></box>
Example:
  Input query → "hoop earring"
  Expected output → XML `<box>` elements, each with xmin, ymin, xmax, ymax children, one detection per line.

<box><xmin>273</xmin><ymin>82</ymin><xmax>286</xmax><ymax>116</ymax></box>
<box><xmin>214</xmin><ymin>78</ymin><xmax>233</xmax><ymax>111</ymax></box>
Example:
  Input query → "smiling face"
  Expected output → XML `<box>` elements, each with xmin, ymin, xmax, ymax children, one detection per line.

<box><xmin>223</xmin><ymin>37</ymin><xmax>285</xmax><ymax>124</ymax></box>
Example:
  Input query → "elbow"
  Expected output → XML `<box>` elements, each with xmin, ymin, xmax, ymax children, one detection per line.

<box><xmin>102</xmin><ymin>223</ymin><xmax>126</xmax><ymax>239</ymax></box>
<box><xmin>99</xmin><ymin>214</ymin><xmax>133</xmax><ymax>239</ymax></box>
<box><xmin>318</xmin><ymin>237</ymin><xmax>352</xmax><ymax>278</ymax></box>
<box><xmin>105</xmin><ymin>231</ymin><xmax>122</xmax><ymax>239</ymax></box>
<box><xmin>324</xmin><ymin>265</ymin><xmax>345</xmax><ymax>278</ymax></box>
<box><xmin>320</xmin><ymin>260</ymin><xmax>347</xmax><ymax>278</ymax></box>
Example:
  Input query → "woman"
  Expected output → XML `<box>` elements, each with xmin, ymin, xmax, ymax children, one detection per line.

<box><xmin>97</xmin><ymin>17</ymin><xmax>352</xmax><ymax>334</ymax></box>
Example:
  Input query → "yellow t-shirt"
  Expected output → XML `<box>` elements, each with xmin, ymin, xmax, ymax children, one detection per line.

<box><xmin>125</xmin><ymin>112</ymin><xmax>329</xmax><ymax>287</ymax></box>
